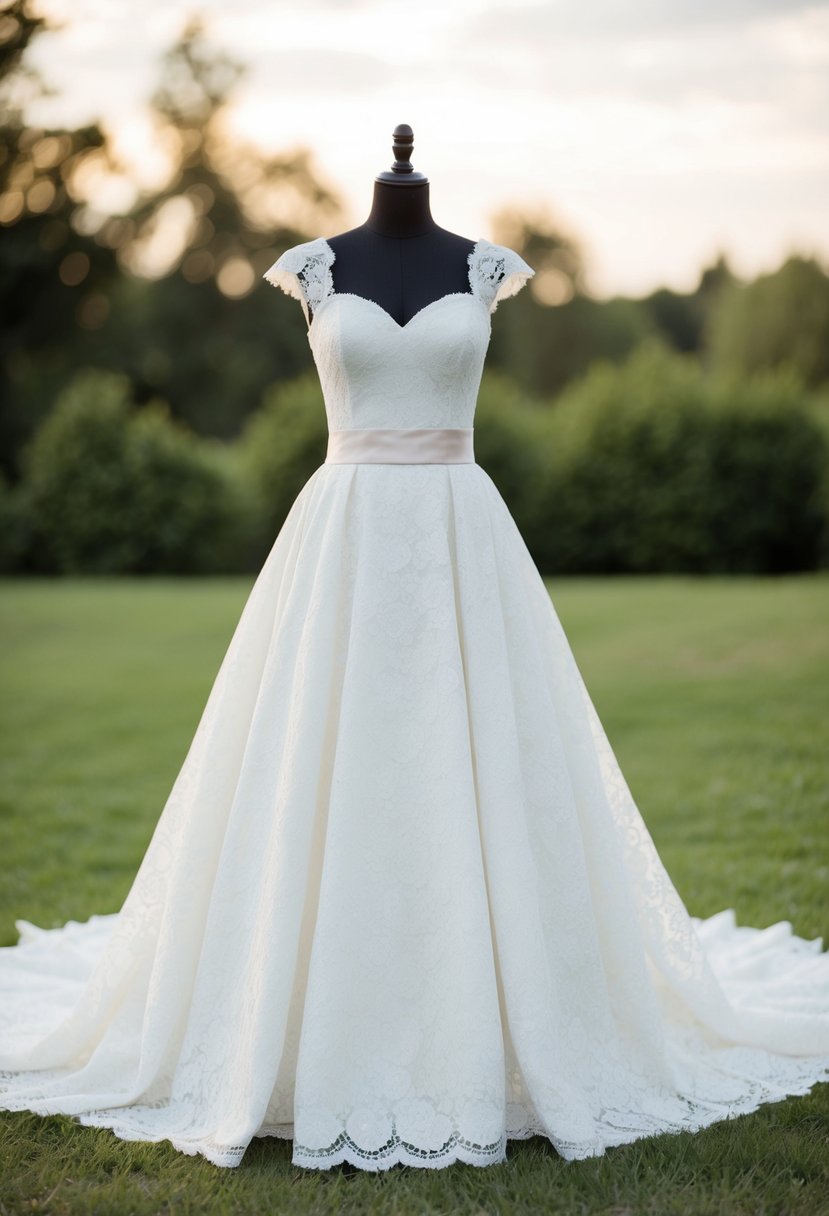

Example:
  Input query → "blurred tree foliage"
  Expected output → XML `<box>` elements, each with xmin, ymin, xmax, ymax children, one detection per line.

<box><xmin>5</xmin><ymin>350</ymin><xmax>826</xmax><ymax>577</ymax></box>
<box><xmin>528</xmin><ymin>341</ymin><xmax>827</xmax><ymax>575</ymax></box>
<box><xmin>0</xmin><ymin>3</ymin><xmax>343</xmax><ymax>478</ymax></box>
<box><xmin>18</xmin><ymin>367</ymin><xmax>254</xmax><ymax>574</ymax></box>
<box><xmin>703</xmin><ymin>255</ymin><xmax>829</xmax><ymax>389</ymax></box>
<box><xmin>486</xmin><ymin>208</ymin><xmax>751</xmax><ymax>401</ymax></box>
<box><xmin>2</xmin><ymin>0</ymin><xmax>828</xmax><ymax>580</ymax></box>
<box><xmin>640</xmin><ymin>253</ymin><xmax>738</xmax><ymax>355</ymax></box>
<box><xmin>236</xmin><ymin>370</ymin><xmax>329</xmax><ymax>566</ymax></box>
<box><xmin>0</xmin><ymin>0</ymin><xmax>118</xmax><ymax>472</ymax></box>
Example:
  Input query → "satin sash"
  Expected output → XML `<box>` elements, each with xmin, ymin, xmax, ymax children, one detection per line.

<box><xmin>325</xmin><ymin>427</ymin><xmax>475</xmax><ymax>465</ymax></box>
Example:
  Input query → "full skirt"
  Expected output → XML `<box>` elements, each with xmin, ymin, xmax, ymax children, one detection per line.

<box><xmin>1</xmin><ymin>462</ymin><xmax>828</xmax><ymax>1171</ymax></box>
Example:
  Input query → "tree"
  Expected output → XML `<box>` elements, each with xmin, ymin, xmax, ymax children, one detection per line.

<box><xmin>0</xmin><ymin>8</ymin><xmax>346</xmax><ymax>476</ymax></box>
<box><xmin>0</xmin><ymin>0</ymin><xmax>120</xmax><ymax>476</ymax></box>
<box><xmin>96</xmin><ymin>14</ymin><xmax>344</xmax><ymax>439</ymax></box>
<box><xmin>703</xmin><ymin>254</ymin><xmax>829</xmax><ymax>390</ymax></box>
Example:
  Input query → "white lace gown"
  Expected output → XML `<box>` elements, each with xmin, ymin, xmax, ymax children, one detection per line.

<box><xmin>1</xmin><ymin>236</ymin><xmax>828</xmax><ymax>1173</ymax></box>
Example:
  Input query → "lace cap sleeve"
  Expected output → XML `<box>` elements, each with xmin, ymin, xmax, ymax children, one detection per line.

<box><xmin>262</xmin><ymin>238</ymin><xmax>334</xmax><ymax>328</ymax></box>
<box><xmin>473</xmin><ymin>241</ymin><xmax>535</xmax><ymax>314</ymax></box>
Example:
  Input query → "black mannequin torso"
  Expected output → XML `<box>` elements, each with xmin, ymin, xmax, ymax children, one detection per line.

<box><xmin>309</xmin><ymin>128</ymin><xmax>477</xmax><ymax>327</ymax></box>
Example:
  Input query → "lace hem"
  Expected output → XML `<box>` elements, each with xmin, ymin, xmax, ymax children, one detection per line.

<box><xmin>5</xmin><ymin>1048</ymin><xmax>827</xmax><ymax>1173</ymax></box>
<box><xmin>240</xmin><ymin>1053</ymin><xmax>829</xmax><ymax>1171</ymax></box>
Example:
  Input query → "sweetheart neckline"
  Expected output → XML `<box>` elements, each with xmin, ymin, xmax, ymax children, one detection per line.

<box><xmin>306</xmin><ymin>236</ymin><xmax>490</xmax><ymax>337</ymax></box>
<box><xmin>307</xmin><ymin>289</ymin><xmax>490</xmax><ymax>339</ymax></box>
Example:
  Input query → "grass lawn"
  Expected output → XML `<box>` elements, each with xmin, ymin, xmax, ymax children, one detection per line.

<box><xmin>1</xmin><ymin>573</ymin><xmax>827</xmax><ymax>1216</ymax></box>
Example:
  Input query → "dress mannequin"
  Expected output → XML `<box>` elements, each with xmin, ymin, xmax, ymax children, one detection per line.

<box><xmin>312</xmin><ymin>124</ymin><xmax>477</xmax><ymax>327</ymax></box>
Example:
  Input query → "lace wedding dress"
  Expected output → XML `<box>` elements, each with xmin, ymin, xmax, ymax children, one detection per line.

<box><xmin>1</xmin><ymin>236</ymin><xmax>828</xmax><ymax>1173</ymax></box>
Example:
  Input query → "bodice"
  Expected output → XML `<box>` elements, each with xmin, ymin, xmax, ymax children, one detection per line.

<box><xmin>263</xmin><ymin>237</ymin><xmax>535</xmax><ymax>432</ymax></box>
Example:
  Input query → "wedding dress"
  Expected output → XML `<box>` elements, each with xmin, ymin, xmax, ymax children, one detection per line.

<box><xmin>1</xmin><ymin>235</ymin><xmax>828</xmax><ymax>1174</ymax></box>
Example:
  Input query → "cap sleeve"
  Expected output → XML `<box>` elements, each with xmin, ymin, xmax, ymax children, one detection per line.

<box><xmin>473</xmin><ymin>241</ymin><xmax>535</xmax><ymax>314</ymax></box>
<box><xmin>262</xmin><ymin>237</ymin><xmax>334</xmax><ymax>328</ymax></box>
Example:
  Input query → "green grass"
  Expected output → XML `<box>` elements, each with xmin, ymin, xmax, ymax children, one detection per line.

<box><xmin>1</xmin><ymin>574</ymin><xmax>828</xmax><ymax>1216</ymax></box>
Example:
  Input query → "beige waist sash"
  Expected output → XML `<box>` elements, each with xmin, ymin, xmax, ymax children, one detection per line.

<box><xmin>325</xmin><ymin>427</ymin><xmax>475</xmax><ymax>465</ymax></box>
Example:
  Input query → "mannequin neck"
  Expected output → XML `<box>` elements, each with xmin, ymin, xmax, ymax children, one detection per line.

<box><xmin>362</xmin><ymin>181</ymin><xmax>437</xmax><ymax>239</ymax></box>
<box><xmin>322</xmin><ymin>180</ymin><xmax>475</xmax><ymax>325</ymax></box>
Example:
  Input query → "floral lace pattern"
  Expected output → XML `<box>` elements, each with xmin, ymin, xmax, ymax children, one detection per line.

<box><xmin>262</xmin><ymin>237</ymin><xmax>534</xmax><ymax>433</ymax></box>
<box><xmin>263</xmin><ymin>241</ymin><xmax>332</xmax><ymax>328</ymax></box>
<box><xmin>263</xmin><ymin>236</ymin><xmax>534</xmax><ymax>326</ymax></box>
<box><xmin>1</xmin><ymin>238</ymin><xmax>828</xmax><ymax>1174</ymax></box>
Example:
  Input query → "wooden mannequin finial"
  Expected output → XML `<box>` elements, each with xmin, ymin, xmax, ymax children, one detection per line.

<box><xmin>375</xmin><ymin>123</ymin><xmax>428</xmax><ymax>184</ymax></box>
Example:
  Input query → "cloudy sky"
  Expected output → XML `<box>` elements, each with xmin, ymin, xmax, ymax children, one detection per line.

<box><xmin>24</xmin><ymin>0</ymin><xmax>829</xmax><ymax>298</ymax></box>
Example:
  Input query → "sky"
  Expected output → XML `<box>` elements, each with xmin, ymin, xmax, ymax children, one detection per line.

<box><xmin>23</xmin><ymin>0</ymin><xmax>829</xmax><ymax>299</ymax></box>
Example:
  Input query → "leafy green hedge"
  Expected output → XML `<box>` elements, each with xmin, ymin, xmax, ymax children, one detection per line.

<box><xmin>3</xmin><ymin>349</ymin><xmax>829</xmax><ymax>576</ymax></box>
<box><xmin>15</xmin><ymin>369</ymin><xmax>255</xmax><ymax>575</ymax></box>
<box><xmin>235</xmin><ymin>371</ymin><xmax>329</xmax><ymax>565</ymax></box>
<box><xmin>528</xmin><ymin>342</ymin><xmax>827</xmax><ymax>574</ymax></box>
